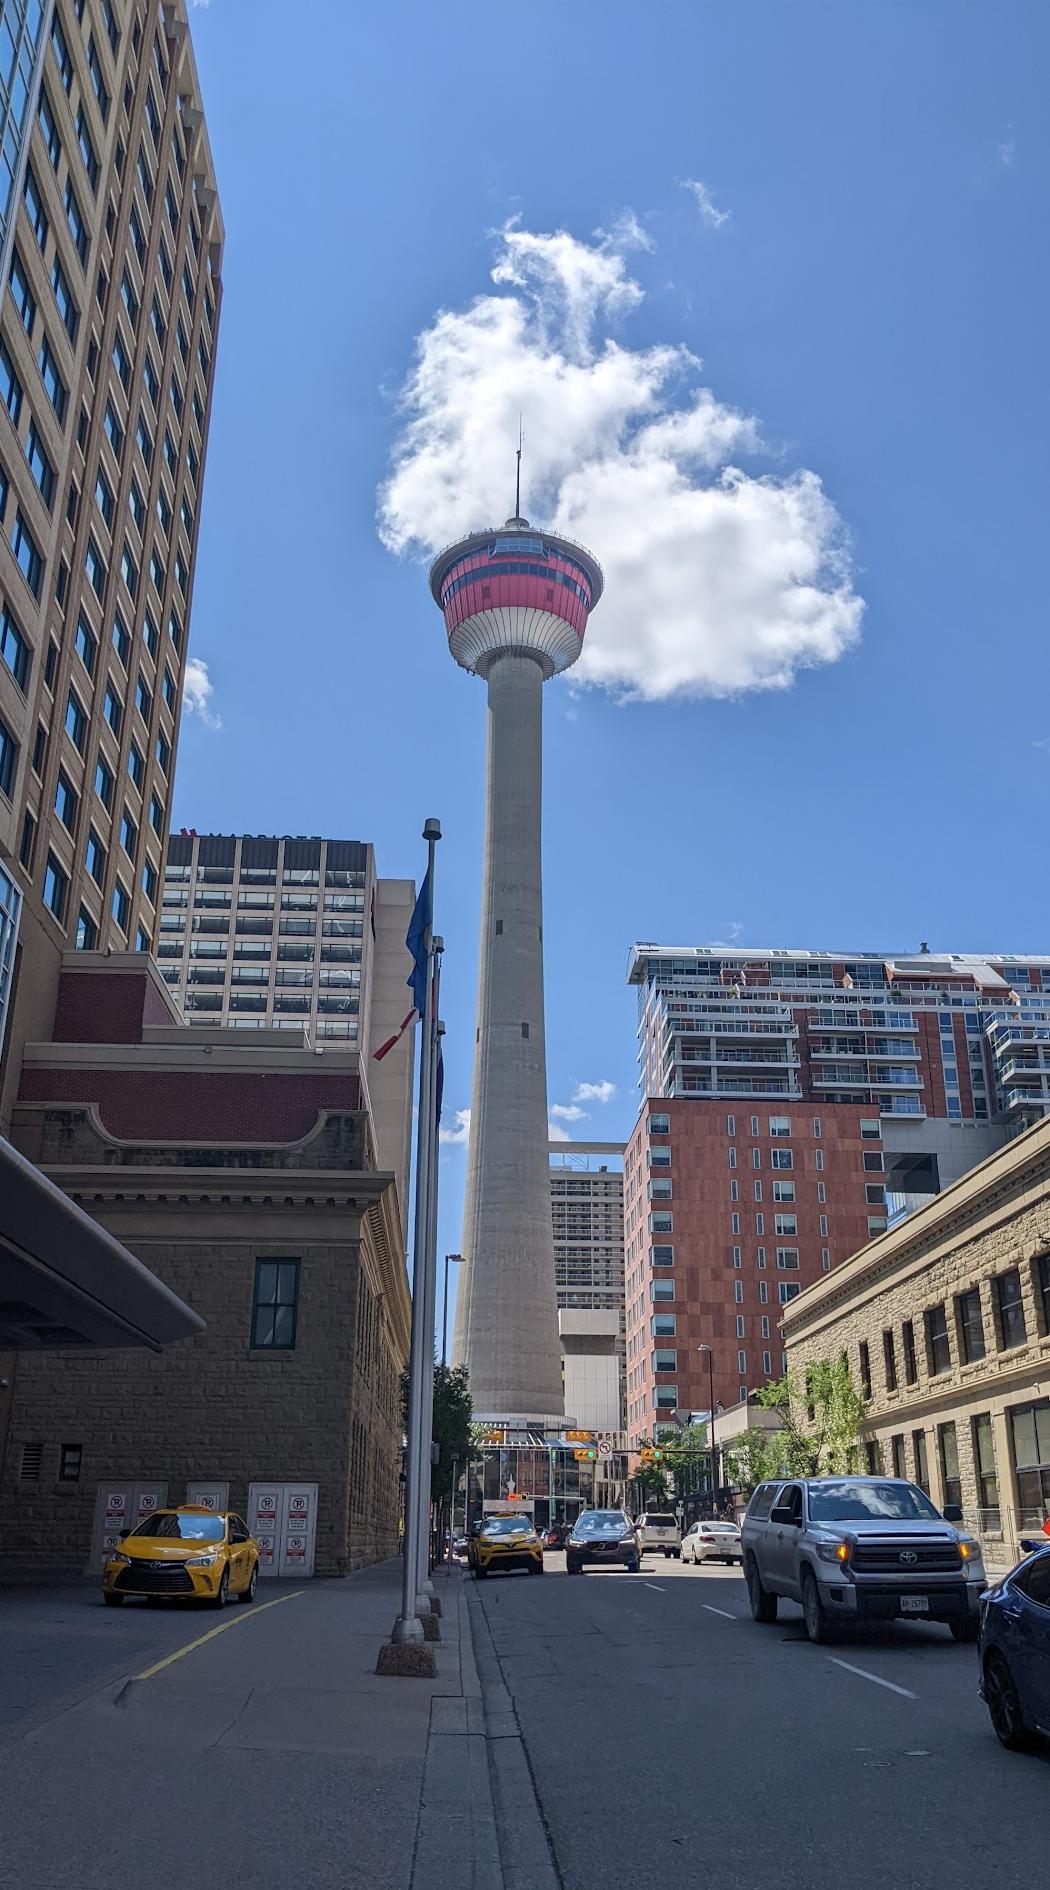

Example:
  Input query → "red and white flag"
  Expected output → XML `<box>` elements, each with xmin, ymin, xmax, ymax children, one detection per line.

<box><xmin>373</xmin><ymin>1008</ymin><xmax>416</xmax><ymax>1062</ymax></box>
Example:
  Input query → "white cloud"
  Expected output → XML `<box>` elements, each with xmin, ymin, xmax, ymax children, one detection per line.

<box><xmin>679</xmin><ymin>178</ymin><xmax>731</xmax><ymax>229</ymax></box>
<box><xmin>1033</xmin><ymin>737</ymin><xmax>1050</xmax><ymax>754</ymax></box>
<box><xmin>707</xmin><ymin>922</ymin><xmax>744</xmax><ymax>945</ymax></box>
<box><xmin>439</xmin><ymin>1107</ymin><xmax>471</xmax><ymax>1147</ymax></box>
<box><xmin>182</xmin><ymin>656</ymin><xmax>221</xmax><ymax>729</ymax></box>
<box><xmin>550</xmin><ymin>1102</ymin><xmax>588</xmax><ymax>1121</ymax></box>
<box><xmin>997</xmin><ymin>132</ymin><xmax>1017</xmax><ymax>169</ymax></box>
<box><xmin>378</xmin><ymin>219</ymin><xmax>863</xmax><ymax>701</ymax></box>
<box><xmin>548</xmin><ymin>1119</ymin><xmax>572</xmax><ymax>1142</ymax></box>
<box><xmin>573</xmin><ymin>1080</ymin><xmax>616</xmax><ymax>1105</ymax></box>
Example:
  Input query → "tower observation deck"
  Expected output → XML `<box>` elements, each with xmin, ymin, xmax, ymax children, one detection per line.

<box><xmin>430</xmin><ymin>517</ymin><xmax>604</xmax><ymax>1422</ymax></box>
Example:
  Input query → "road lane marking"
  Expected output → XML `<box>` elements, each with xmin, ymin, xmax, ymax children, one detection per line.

<box><xmin>132</xmin><ymin>1591</ymin><xmax>304</xmax><ymax>1680</ymax></box>
<box><xmin>828</xmin><ymin>1656</ymin><xmax>918</xmax><ymax>1700</ymax></box>
<box><xmin>702</xmin><ymin>1604</ymin><xmax>738</xmax><ymax>1620</ymax></box>
<box><xmin>643</xmin><ymin>1582</ymin><xmax>665</xmax><ymax>1591</ymax></box>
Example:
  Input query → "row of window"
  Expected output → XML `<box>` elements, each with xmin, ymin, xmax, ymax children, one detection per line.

<box><xmin>858</xmin><ymin>1256</ymin><xmax>1050</xmax><ymax>1400</ymax></box>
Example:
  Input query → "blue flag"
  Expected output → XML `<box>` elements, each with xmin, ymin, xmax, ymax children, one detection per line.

<box><xmin>406</xmin><ymin>866</ymin><xmax>432</xmax><ymax>1018</ymax></box>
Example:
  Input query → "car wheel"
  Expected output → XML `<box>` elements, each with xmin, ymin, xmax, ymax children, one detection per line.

<box><xmin>209</xmin><ymin>1567</ymin><xmax>230</xmax><ymax>1610</ymax></box>
<box><xmin>626</xmin><ymin>1559</ymin><xmax>640</xmax><ymax>1572</ymax></box>
<box><xmin>238</xmin><ymin>1561</ymin><xmax>259</xmax><ymax>1604</ymax></box>
<box><xmin>475</xmin><ymin>1564</ymin><xmax>488</xmax><ymax>1580</ymax></box>
<box><xmin>102</xmin><ymin>1592</ymin><xmax>124</xmax><ymax>1607</ymax></box>
<box><xmin>663</xmin><ymin>1548</ymin><xmax>672</xmax><ymax>1558</ymax></box>
<box><xmin>566</xmin><ymin>1560</ymin><xmax>581</xmax><ymax>1576</ymax></box>
<box><xmin>801</xmin><ymin>1568</ymin><xmax>833</xmax><ymax>1644</ymax></box>
<box><xmin>949</xmin><ymin>1616</ymin><xmax>979</xmax><ymax>1643</ymax></box>
<box><xmin>984</xmin><ymin>1650</ymin><xmax>1035</xmax><ymax>1751</ymax></box>
<box><xmin>746</xmin><ymin>1555</ymin><xmax>778</xmax><ymax>1624</ymax></box>
<box><xmin>528</xmin><ymin>1559</ymin><xmax>543</xmax><ymax>1575</ymax></box>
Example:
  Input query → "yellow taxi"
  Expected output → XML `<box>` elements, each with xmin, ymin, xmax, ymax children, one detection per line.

<box><xmin>469</xmin><ymin>1515</ymin><xmax>544</xmax><ymax>1579</ymax></box>
<box><xmin>102</xmin><ymin>1506</ymin><xmax>260</xmax><ymax>1608</ymax></box>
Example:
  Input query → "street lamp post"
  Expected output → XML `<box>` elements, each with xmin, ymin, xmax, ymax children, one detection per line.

<box><xmin>698</xmin><ymin>1345</ymin><xmax>718</xmax><ymax>1518</ymax></box>
<box><xmin>441</xmin><ymin>1252</ymin><xmax>464</xmax><ymax>1369</ymax></box>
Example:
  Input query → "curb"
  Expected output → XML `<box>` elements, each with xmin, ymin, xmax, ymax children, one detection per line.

<box><xmin>467</xmin><ymin>1579</ymin><xmax>562</xmax><ymax>1890</ymax></box>
<box><xmin>409</xmin><ymin>1572</ymin><xmax>501</xmax><ymax>1888</ymax></box>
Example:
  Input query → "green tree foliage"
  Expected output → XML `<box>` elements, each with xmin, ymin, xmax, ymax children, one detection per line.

<box><xmin>658</xmin><ymin>1423</ymin><xmax>712</xmax><ymax>1499</ymax></box>
<box><xmin>400</xmin><ymin>1363</ymin><xmax>474</xmax><ymax>1503</ymax></box>
<box><xmin>631</xmin><ymin>1461</ymin><xmax>671</xmax><ymax>1506</ymax></box>
<box><xmin>752</xmin><ymin>1357</ymin><xmax>865</xmax><ymax>1477</ymax></box>
<box><xmin>721</xmin><ymin>1426</ymin><xmax>790</xmax><ymax>1496</ymax></box>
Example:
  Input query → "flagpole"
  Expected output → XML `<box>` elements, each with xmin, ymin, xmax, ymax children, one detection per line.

<box><xmin>415</xmin><ymin>975</ymin><xmax>445</xmax><ymax>1610</ymax></box>
<box><xmin>391</xmin><ymin>819</ymin><xmax>440</xmax><ymax>1648</ymax></box>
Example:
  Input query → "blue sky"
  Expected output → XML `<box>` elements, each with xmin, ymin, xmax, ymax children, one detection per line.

<box><xmin>178</xmin><ymin>1</ymin><xmax>1049</xmax><ymax>1282</ymax></box>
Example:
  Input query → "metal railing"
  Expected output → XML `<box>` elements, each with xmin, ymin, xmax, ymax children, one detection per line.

<box><xmin>962</xmin><ymin>1506</ymin><xmax>1049</xmax><ymax>1573</ymax></box>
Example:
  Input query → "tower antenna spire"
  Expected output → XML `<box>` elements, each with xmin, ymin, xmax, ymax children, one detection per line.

<box><xmin>515</xmin><ymin>415</ymin><xmax>523</xmax><ymax>522</ymax></box>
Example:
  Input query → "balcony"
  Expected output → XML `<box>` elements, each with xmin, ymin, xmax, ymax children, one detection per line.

<box><xmin>999</xmin><ymin>1056</ymin><xmax>1050</xmax><ymax>1082</ymax></box>
<box><xmin>1003</xmin><ymin>1087</ymin><xmax>1050</xmax><ymax>1116</ymax></box>
<box><xmin>677</xmin><ymin>1076</ymin><xmax>801</xmax><ymax>1098</ymax></box>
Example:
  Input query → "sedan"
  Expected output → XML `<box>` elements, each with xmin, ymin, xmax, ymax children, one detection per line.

<box><xmin>979</xmin><ymin>1541</ymin><xmax>1050</xmax><ymax>1750</ymax></box>
<box><xmin>469</xmin><ymin>1517</ymin><xmax>544</xmax><ymax>1579</ymax></box>
<box><xmin>566</xmin><ymin>1510</ymin><xmax>640</xmax><ymax>1575</ymax></box>
<box><xmin>682</xmin><ymin>1520</ymin><xmax>743</xmax><ymax>1566</ymax></box>
<box><xmin>102</xmin><ymin>1506</ymin><xmax>259</xmax><ymax>1608</ymax></box>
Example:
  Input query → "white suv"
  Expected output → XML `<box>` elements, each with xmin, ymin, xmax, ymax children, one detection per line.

<box><xmin>635</xmin><ymin>1512</ymin><xmax>682</xmax><ymax>1558</ymax></box>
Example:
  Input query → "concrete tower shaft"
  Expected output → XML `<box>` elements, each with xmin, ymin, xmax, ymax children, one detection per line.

<box><xmin>429</xmin><ymin>519</ymin><xmax>603</xmax><ymax>1422</ymax></box>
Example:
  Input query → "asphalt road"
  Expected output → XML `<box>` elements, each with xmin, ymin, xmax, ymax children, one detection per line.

<box><xmin>472</xmin><ymin>1551</ymin><xmax>1050</xmax><ymax>1890</ymax></box>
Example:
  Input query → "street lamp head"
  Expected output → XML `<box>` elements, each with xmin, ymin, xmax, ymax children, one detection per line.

<box><xmin>697</xmin><ymin>1343</ymin><xmax>711</xmax><ymax>1355</ymax></box>
<box><xmin>423</xmin><ymin>818</ymin><xmax>442</xmax><ymax>842</ymax></box>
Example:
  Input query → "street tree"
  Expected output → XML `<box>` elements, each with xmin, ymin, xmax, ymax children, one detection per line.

<box><xmin>754</xmin><ymin>1357</ymin><xmax>865</xmax><ymax>1476</ymax></box>
<box><xmin>400</xmin><ymin>1362</ymin><xmax>474</xmax><ymax>1504</ymax></box>
<box><xmin>721</xmin><ymin>1425</ymin><xmax>789</xmax><ymax>1496</ymax></box>
<box><xmin>658</xmin><ymin>1423</ymin><xmax>711</xmax><ymax>1502</ymax></box>
<box><xmin>631</xmin><ymin>1461</ymin><xmax>671</xmax><ymax>1507</ymax></box>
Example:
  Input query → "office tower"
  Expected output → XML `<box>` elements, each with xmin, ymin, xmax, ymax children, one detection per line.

<box><xmin>0</xmin><ymin>1</ymin><xmax>221</xmax><ymax>1123</ymax></box>
<box><xmin>623</xmin><ymin>944</ymin><xmax>1050</xmax><ymax>1435</ymax></box>
<box><xmin>159</xmin><ymin>831</ymin><xmax>416</xmax><ymax>1229</ymax></box>
<box><xmin>549</xmin><ymin>1140</ymin><xmax>626</xmax><ymax>1433</ymax></box>
<box><xmin>429</xmin><ymin>511</ymin><xmax>603</xmax><ymax>1420</ymax></box>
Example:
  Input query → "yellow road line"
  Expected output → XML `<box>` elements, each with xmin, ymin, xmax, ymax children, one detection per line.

<box><xmin>133</xmin><ymin>1590</ymin><xmax>304</xmax><ymax>1680</ymax></box>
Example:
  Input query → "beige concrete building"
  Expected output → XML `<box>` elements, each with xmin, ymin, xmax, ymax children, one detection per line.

<box><xmin>783</xmin><ymin>1117</ymin><xmax>1050</xmax><ymax>1565</ymax></box>
<box><xmin>549</xmin><ymin>1141</ymin><xmax>625</xmax><ymax>1429</ymax></box>
<box><xmin>1</xmin><ymin>2</ymin><xmax>222</xmax><ymax>1125</ymax></box>
<box><xmin>159</xmin><ymin>832</ymin><xmax>416</xmax><ymax>1235</ymax></box>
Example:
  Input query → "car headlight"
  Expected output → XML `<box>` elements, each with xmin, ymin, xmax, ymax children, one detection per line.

<box><xmin>813</xmin><ymin>1541</ymin><xmax>851</xmax><ymax>1565</ymax></box>
<box><xmin>959</xmin><ymin>1539</ymin><xmax>984</xmax><ymax>1565</ymax></box>
<box><xmin>185</xmin><ymin>1552</ymin><xmax>221</xmax><ymax>1567</ymax></box>
<box><xmin>107</xmin><ymin>1553</ymin><xmax>132</xmax><ymax>1567</ymax></box>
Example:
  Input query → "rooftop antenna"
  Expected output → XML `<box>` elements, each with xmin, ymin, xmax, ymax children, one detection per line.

<box><xmin>514</xmin><ymin>416</ymin><xmax>523</xmax><ymax>522</ymax></box>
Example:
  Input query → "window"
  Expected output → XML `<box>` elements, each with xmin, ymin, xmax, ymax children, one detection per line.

<box><xmin>149</xmin><ymin>546</ymin><xmax>165</xmax><ymax>592</ymax></box>
<box><xmin>149</xmin><ymin>792</ymin><xmax>163</xmax><ymax>834</ymax></box>
<box><xmin>770</xmin><ymin>1149</ymin><xmax>793</xmax><ymax>1170</ymax></box>
<box><xmin>87</xmin><ymin>35</ymin><xmax>109</xmax><ymax>120</ymax></box>
<box><xmin>900</xmin><ymin>1318</ymin><xmax>917</xmax><ymax>1386</ymax></box>
<box><xmin>120</xmin><ymin>808</ymin><xmax>136</xmax><ymax>856</ymax></box>
<box><xmin>12</xmin><ymin>511</ymin><xmax>42</xmax><ymax>597</ymax></box>
<box><xmin>1</xmin><ymin>606</ymin><xmax>29</xmax><ymax>689</ymax></box>
<box><xmin>865</xmin><ymin>1184</ymin><xmax>885</xmax><ymax>1206</ymax></box>
<box><xmin>51</xmin><ymin>11</ymin><xmax>73</xmax><ymax>91</ymax></box>
<box><xmin>158</xmin><ymin>239</ymin><xmax>172</xmax><ymax>291</ymax></box>
<box><xmin>162</xmin><ymin>668</ymin><xmax>176</xmax><ymax>711</ymax></box>
<box><xmin>142</xmin><ymin>858</ymin><xmax>157</xmax><ymax>902</ymax></box>
<box><xmin>736</xmin><ymin>1314</ymin><xmax>745</xmax><ymax>1336</ymax></box>
<box><xmin>103</xmin><ymin>398</ymin><xmax>123</xmax><ymax>454</ymax></box>
<box><xmin>725</xmin><ymin>1114</ymin><xmax>736</xmax><ymax>1136</ymax></box>
<box><xmin>85</xmin><ymin>827</ymin><xmax>105</xmax><ymax>883</ymax></box>
<box><xmin>758</xmin><ymin>1279</ymin><xmax>768</xmax><ymax>1303</ymax></box>
<box><xmin>728</xmin><ymin>1147</ymin><xmax>736</xmax><ymax>1170</ymax></box>
<box><xmin>890</xmin><ymin>1434</ymin><xmax>906</xmax><ymax>1479</ymax></box>
<box><xmin>858</xmin><ymin>1340</ymin><xmax>871</xmax><ymax>1397</ymax></box>
<box><xmin>960</xmin><ymin>1414</ymin><xmax>996</xmax><ymax>1526</ymax></box>
<box><xmin>94</xmin><ymin>755</ymin><xmax>113</xmax><ymax>807</ymax></box>
<box><xmin>883</xmin><ymin>1328</ymin><xmax>898</xmax><ymax>1392</ymax></box>
<box><xmin>135</xmin><ymin>674</ymin><xmax>152</xmax><ymax>724</ymax></box>
<box><xmin>128</xmin><ymin>477</ymin><xmax>146</xmax><ymax>532</ymax></box>
<box><xmin>136</xmin><ymin>412</ymin><xmax>152</xmax><ymax>465</ymax></box>
<box><xmin>734</xmin><ymin>1280</ymin><xmax>743</xmax><ymax>1304</ymax></box>
<box><xmin>43</xmin><ymin>853</ymin><xmax>67</xmax><ymax>920</ymax></box>
<box><xmin>127</xmin><ymin>741</ymin><xmax>143</xmax><ymax>787</ymax></box>
<box><xmin>38</xmin><ymin>86</ymin><xmax>61</xmax><ymax>167</ymax></box>
<box><xmin>812</xmin><ymin>1117</ymin><xmax>822</xmax><ymax>1137</ymax></box>
<box><xmin>135</xmin><ymin>924</ymin><xmax>150</xmax><ymax>952</ymax></box>
<box><xmin>85</xmin><ymin>535</ymin><xmax>106</xmax><ymax>599</ymax></box>
<box><xmin>819</xmin><ymin>1214</ymin><xmax>829</xmax><ymax>1237</ymax></box>
<box><xmin>109</xmin><ymin>613</ymin><xmax>130</xmax><ymax>669</ymax></box>
<box><xmin>143</xmin><ymin>352</ymin><xmax>159</xmax><ymax>405</ymax></box>
<box><xmin>648</xmin><ymin>1114</ymin><xmax>670</xmax><ymax>1135</ymax></box>
<box><xmin>111</xmin><ymin>879</ymin><xmax>129</xmax><ymax>930</ymax></box>
<box><xmin>112</xmin><ymin>330</ymin><xmax>131</xmax><ymax>392</ymax></box>
<box><xmin>94</xmin><ymin>465</ymin><xmax>113</xmax><ymax>527</ymax></box>
<box><xmin>774</xmin><ymin>1214</ymin><xmax>797</xmax><ymax>1236</ymax></box>
<box><xmin>168</xmin><ymin>605</ymin><xmax>182</xmax><ymax>652</ymax></box>
<box><xmin>649</xmin><ymin>1211</ymin><xmax>672</xmax><ymax>1234</ymax></box>
<box><xmin>651</xmin><ymin>1279</ymin><xmax>675</xmax><ymax>1302</ymax></box>
<box><xmin>938</xmin><ymin>1422</ymin><xmax>962</xmax><ymax>1508</ymax></box>
<box><xmin>75</xmin><ymin>614</ymin><xmax>96</xmax><ymax>674</ymax></box>
<box><xmin>0</xmin><ymin>713</ymin><xmax>15</xmax><ymax>797</ymax></box>
<box><xmin>863</xmin><ymin>1152</ymin><xmax>883</xmax><ymax>1172</ymax></box>
<box><xmin>151</xmin><ymin>293</ymin><xmax>165</xmax><ymax>347</ymax></box>
<box><xmin>251</xmin><ymin>1258</ymin><xmax>299</xmax><ymax>1348</ymax></box>
<box><xmin>769</xmin><ymin>1116</ymin><xmax>791</xmax><ymax>1137</ymax></box>
<box><xmin>10</xmin><ymin>249</ymin><xmax>35</xmax><ymax>332</ymax></box>
<box><xmin>104</xmin><ymin>682</ymin><xmax>121</xmax><ymax>735</ymax></box>
<box><xmin>156</xmin><ymin>730</ymin><xmax>169</xmax><ymax>773</ymax></box>
<box><xmin>23</xmin><ymin>167</ymin><xmax>48</xmax><ymax>247</ymax></box>
<box><xmin>156</xmin><ymin>486</ymin><xmax>171</xmax><ymax>534</ymax></box>
<box><xmin>778</xmin><ymin>1283</ymin><xmax>800</xmax><ymax>1304</ymax></box>
<box><xmin>956</xmin><ymin>1287</ymin><xmax>987</xmax><ymax>1363</ymax></box>
<box><xmin>1037</xmin><ymin>1254</ymin><xmax>1050</xmax><ymax>1336</ymax></box>
<box><xmin>776</xmin><ymin>1248</ymin><xmax>799</xmax><ymax>1269</ymax></box>
<box><xmin>653</xmin><ymin>1349</ymin><xmax>677</xmax><ymax>1373</ymax></box>
<box><xmin>925</xmin><ymin>1304</ymin><xmax>951</xmax><ymax>1376</ymax></box>
<box><xmin>65</xmin><ymin>177</ymin><xmax>88</xmax><ymax>265</ymax></box>
<box><xmin>0</xmin><ymin>338</ymin><xmax>21</xmax><ymax>424</ymax></box>
<box><xmin>142</xmin><ymin>607</ymin><xmax>158</xmax><ymax>657</ymax></box>
<box><xmin>104</xmin><ymin>1</ymin><xmax>119</xmax><ymax>54</ymax></box>
<box><xmin>771</xmin><ymin>1180</ymin><xmax>794</xmax><ymax>1203</ymax></box>
<box><xmin>861</xmin><ymin>1119</ymin><xmax>880</xmax><ymax>1140</ymax></box>
<box><xmin>74</xmin><ymin>905</ymin><xmax>98</xmax><ymax>950</ymax></box>
<box><xmin>76</xmin><ymin>107</ymin><xmax>99</xmax><ymax>190</ymax></box>
<box><xmin>65</xmin><ymin>691</ymin><xmax>86</xmax><ymax>750</ymax></box>
<box><xmin>995</xmin><ymin>1268</ymin><xmax>1027</xmax><ymax>1350</ymax></box>
<box><xmin>121</xmin><ymin>541</ymin><xmax>137</xmax><ymax>596</ymax></box>
<box><xmin>18</xmin><ymin>808</ymin><xmax>34</xmax><ymax>868</ymax></box>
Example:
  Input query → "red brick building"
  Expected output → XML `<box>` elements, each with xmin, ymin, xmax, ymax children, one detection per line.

<box><xmin>624</xmin><ymin>1099</ymin><xmax>888</xmax><ymax>1439</ymax></box>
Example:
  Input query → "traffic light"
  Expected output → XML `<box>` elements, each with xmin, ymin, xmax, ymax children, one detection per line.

<box><xmin>638</xmin><ymin>1446</ymin><xmax>663</xmax><ymax>1463</ymax></box>
<box><xmin>573</xmin><ymin>1447</ymin><xmax>597</xmax><ymax>1461</ymax></box>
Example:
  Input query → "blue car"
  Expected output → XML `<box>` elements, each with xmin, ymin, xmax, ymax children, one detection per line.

<box><xmin>978</xmin><ymin>1540</ymin><xmax>1050</xmax><ymax>1749</ymax></box>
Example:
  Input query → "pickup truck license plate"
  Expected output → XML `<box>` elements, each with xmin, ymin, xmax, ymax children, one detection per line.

<box><xmin>901</xmin><ymin>1595</ymin><xmax>929</xmax><ymax>1613</ymax></box>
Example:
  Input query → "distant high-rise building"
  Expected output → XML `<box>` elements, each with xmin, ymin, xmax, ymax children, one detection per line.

<box><xmin>623</xmin><ymin>944</ymin><xmax>1050</xmax><ymax>1437</ymax></box>
<box><xmin>431</xmin><ymin>509</ymin><xmax>604</xmax><ymax>1422</ymax></box>
<box><xmin>549</xmin><ymin>1141</ymin><xmax>625</xmax><ymax>1432</ymax></box>
<box><xmin>0</xmin><ymin>0</ymin><xmax>222</xmax><ymax>1125</ymax></box>
<box><xmin>159</xmin><ymin>831</ymin><xmax>416</xmax><ymax>1229</ymax></box>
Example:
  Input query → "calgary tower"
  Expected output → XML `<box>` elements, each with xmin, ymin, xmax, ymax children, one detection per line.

<box><xmin>429</xmin><ymin>482</ymin><xmax>604</xmax><ymax>1422</ymax></box>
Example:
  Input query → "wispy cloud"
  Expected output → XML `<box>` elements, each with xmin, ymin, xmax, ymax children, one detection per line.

<box><xmin>439</xmin><ymin>1107</ymin><xmax>471</xmax><ymax>1147</ymax></box>
<box><xmin>997</xmin><ymin>129</ymin><xmax>1017</xmax><ymax>169</ymax></box>
<box><xmin>679</xmin><ymin>178</ymin><xmax>731</xmax><ymax>229</ymax></box>
<box><xmin>1033</xmin><ymin>736</ymin><xmax>1050</xmax><ymax>754</ymax></box>
<box><xmin>573</xmin><ymin>1080</ymin><xmax>616</xmax><ymax>1105</ymax></box>
<box><xmin>548</xmin><ymin>1119</ymin><xmax>572</xmax><ymax>1142</ymax></box>
<box><xmin>707</xmin><ymin>921</ymin><xmax>744</xmax><ymax>946</ymax></box>
<box><xmin>550</xmin><ymin>1102</ymin><xmax>588</xmax><ymax>1121</ymax></box>
<box><xmin>182</xmin><ymin>656</ymin><xmax>221</xmax><ymax>729</ymax></box>
<box><xmin>378</xmin><ymin>219</ymin><xmax>862</xmax><ymax>701</ymax></box>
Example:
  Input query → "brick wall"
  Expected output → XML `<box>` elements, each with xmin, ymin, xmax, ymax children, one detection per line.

<box><xmin>17</xmin><ymin>1067</ymin><xmax>364</xmax><ymax>1144</ymax></box>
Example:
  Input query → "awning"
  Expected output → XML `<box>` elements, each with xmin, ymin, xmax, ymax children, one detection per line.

<box><xmin>0</xmin><ymin>1135</ymin><xmax>204</xmax><ymax>1351</ymax></box>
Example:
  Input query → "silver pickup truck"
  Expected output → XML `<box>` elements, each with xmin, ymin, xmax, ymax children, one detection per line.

<box><xmin>740</xmin><ymin>1475</ymin><xmax>986</xmax><ymax>1643</ymax></box>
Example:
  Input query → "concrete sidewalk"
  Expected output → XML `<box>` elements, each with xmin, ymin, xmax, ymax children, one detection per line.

<box><xmin>0</xmin><ymin>1557</ymin><xmax>527</xmax><ymax>1889</ymax></box>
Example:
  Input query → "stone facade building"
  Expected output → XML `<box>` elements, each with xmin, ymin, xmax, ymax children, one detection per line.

<box><xmin>0</xmin><ymin>956</ymin><xmax>412</xmax><ymax>1577</ymax></box>
<box><xmin>782</xmin><ymin>1117</ymin><xmax>1050</xmax><ymax>1566</ymax></box>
